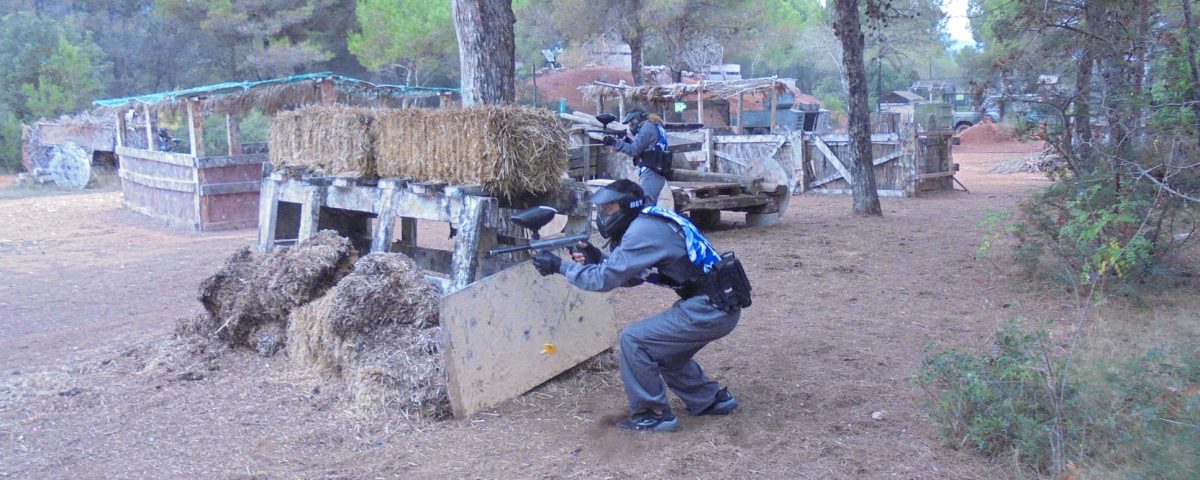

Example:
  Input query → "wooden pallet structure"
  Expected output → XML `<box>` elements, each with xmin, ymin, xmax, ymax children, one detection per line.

<box><xmin>256</xmin><ymin>173</ymin><xmax>616</xmax><ymax>418</ymax></box>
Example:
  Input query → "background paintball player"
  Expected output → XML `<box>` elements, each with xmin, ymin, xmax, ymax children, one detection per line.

<box><xmin>531</xmin><ymin>179</ymin><xmax>747</xmax><ymax>432</ymax></box>
<box><xmin>602</xmin><ymin>109</ymin><xmax>671</xmax><ymax>205</ymax></box>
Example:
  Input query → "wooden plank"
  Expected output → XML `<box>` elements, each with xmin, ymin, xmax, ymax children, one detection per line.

<box><xmin>670</xmin><ymin>169</ymin><xmax>762</xmax><ymax>194</ymax></box>
<box><xmin>917</xmin><ymin>171</ymin><xmax>956</xmax><ymax>180</ymax></box>
<box><xmin>449</xmin><ymin>195</ymin><xmax>488</xmax><ymax>292</ymax></box>
<box><xmin>713</xmin><ymin>150</ymin><xmax>748</xmax><ymax>167</ymax></box>
<box><xmin>226</xmin><ymin>113</ymin><xmax>242</xmax><ymax>155</ymax></box>
<box><xmin>115</xmin><ymin>110</ymin><xmax>127</xmax><ymax>148</ymax></box>
<box><xmin>713</xmin><ymin>134</ymin><xmax>787</xmax><ymax>144</ymax></box>
<box><xmin>257</xmin><ymin>178</ymin><xmax>279</xmax><ymax>252</ymax></box>
<box><xmin>370</xmin><ymin>185</ymin><xmax>397</xmax><ymax>253</ymax></box>
<box><xmin>768</xmin><ymin>86</ymin><xmax>777</xmax><ymax>134</ymax></box>
<box><xmin>195</xmin><ymin>153</ymin><xmax>267</xmax><ymax>169</ymax></box>
<box><xmin>144</xmin><ymin>105</ymin><xmax>156</xmax><ymax>152</ymax></box>
<box><xmin>440</xmin><ymin>261</ymin><xmax>615</xmax><ymax>418</ymax></box>
<box><xmin>697</xmin><ymin>83</ymin><xmax>705</xmax><ymax>126</ymax></box>
<box><xmin>187</xmin><ymin>100</ymin><xmax>205</xmax><ymax>157</ymax></box>
<box><xmin>683</xmin><ymin>193</ymin><xmax>770</xmax><ymax>211</ymax></box>
<box><xmin>813</xmin><ymin>133</ymin><xmax>900</xmax><ymax>143</ymax></box>
<box><xmin>116</xmin><ymin>146</ymin><xmax>196</xmax><ymax>168</ymax></box>
<box><xmin>117</xmin><ymin>169</ymin><xmax>196</xmax><ymax>193</ymax></box>
<box><xmin>805</xmin><ymin>188</ymin><xmax>907</xmax><ymax>198</ymax></box>
<box><xmin>813</xmin><ymin>136</ymin><xmax>853</xmax><ymax>184</ymax></box>
<box><xmin>199</xmin><ymin>181</ymin><xmax>260</xmax><ymax>196</ymax></box>
<box><xmin>297</xmin><ymin>187</ymin><xmax>322</xmax><ymax>242</ymax></box>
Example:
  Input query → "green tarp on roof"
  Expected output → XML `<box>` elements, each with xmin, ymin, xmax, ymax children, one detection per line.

<box><xmin>94</xmin><ymin>72</ymin><xmax>457</xmax><ymax>110</ymax></box>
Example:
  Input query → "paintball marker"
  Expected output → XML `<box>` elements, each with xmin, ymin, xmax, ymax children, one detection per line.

<box><xmin>488</xmin><ymin>206</ymin><xmax>589</xmax><ymax>256</ymax></box>
<box><xmin>584</xmin><ymin>113</ymin><xmax>627</xmax><ymax>138</ymax></box>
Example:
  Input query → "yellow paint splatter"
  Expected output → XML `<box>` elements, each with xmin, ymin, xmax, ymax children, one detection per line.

<box><xmin>540</xmin><ymin>343</ymin><xmax>557</xmax><ymax>355</ymax></box>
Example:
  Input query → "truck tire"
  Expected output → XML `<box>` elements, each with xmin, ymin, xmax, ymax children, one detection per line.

<box><xmin>954</xmin><ymin>122</ymin><xmax>972</xmax><ymax>135</ymax></box>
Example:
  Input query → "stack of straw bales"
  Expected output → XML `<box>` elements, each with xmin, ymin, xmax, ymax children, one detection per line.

<box><xmin>268</xmin><ymin>105</ymin><xmax>568</xmax><ymax>198</ymax></box>
<box><xmin>288</xmin><ymin>253</ymin><xmax>446</xmax><ymax>418</ymax></box>
<box><xmin>268</xmin><ymin>107</ymin><xmax>374</xmax><ymax>177</ymax></box>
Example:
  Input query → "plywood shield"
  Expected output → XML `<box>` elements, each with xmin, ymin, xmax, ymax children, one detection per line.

<box><xmin>439</xmin><ymin>261</ymin><xmax>616</xmax><ymax>418</ymax></box>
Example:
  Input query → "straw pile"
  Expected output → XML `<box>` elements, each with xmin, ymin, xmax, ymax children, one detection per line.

<box><xmin>288</xmin><ymin>252</ymin><xmax>446</xmax><ymax>418</ymax></box>
<box><xmin>268</xmin><ymin>106</ymin><xmax>375</xmax><ymax>177</ymax></box>
<box><xmin>268</xmin><ymin>105</ymin><xmax>568</xmax><ymax>197</ymax></box>
<box><xmin>193</xmin><ymin>231</ymin><xmax>358</xmax><ymax>356</ymax></box>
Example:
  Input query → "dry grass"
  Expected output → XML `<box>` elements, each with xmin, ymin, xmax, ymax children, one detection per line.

<box><xmin>287</xmin><ymin>253</ymin><xmax>447</xmax><ymax>420</ymax></box>
<box><xmin>268</xmin><ymin>106</ymin><xmax>376</xmax><ymax>177</ymax></box>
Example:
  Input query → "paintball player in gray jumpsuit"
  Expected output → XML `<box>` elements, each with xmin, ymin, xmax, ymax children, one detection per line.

<box><xmin>531</xmin><ymin>179</ymin><xmax>751</xmax><ymax>432</ymax></box>
<box><xmin>602</xmin><ymin>109</ymin><xmax>671</xmax><ymax>206</ymax></box>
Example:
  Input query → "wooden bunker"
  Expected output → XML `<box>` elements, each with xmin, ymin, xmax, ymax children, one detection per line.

<box><xmin>91</xmin><ymin>73</ymin><xmax>457</xmax><ymax>231</ymax></box>
<box><xmin>258</xmin><ymin>174</ymin><xmax>616</xmax><ymax>419</ymax></box>
<box><xmin>574</xmin><ymin>77</ymin><xmax>959</xmax><ymax>213</ymax></box>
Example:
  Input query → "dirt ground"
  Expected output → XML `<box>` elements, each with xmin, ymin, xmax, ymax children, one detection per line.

<box><xmin>0</xmin><ymin>138</ymin><xmax>1054</xmax><ymax>479</ymax></box>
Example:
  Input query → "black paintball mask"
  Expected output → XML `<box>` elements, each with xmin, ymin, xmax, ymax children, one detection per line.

<box><xmin>622</xmin><ymin>109</ymin><xmax>647</xmax><ymax>135</ymax></box>
<box><xmin>589</xmin><ymin>179</ymin><xmax>647</xmax><ymax>246</ymax></box>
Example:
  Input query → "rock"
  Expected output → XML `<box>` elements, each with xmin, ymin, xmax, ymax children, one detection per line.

<box><xmin>871</xmin><ymin>411</ymin><xmax>885</xmax><ymax>421</ymax></box>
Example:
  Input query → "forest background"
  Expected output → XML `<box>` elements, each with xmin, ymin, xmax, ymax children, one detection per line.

<box><xmin>0</xmin><ymin>0</ymin><xmax>960</xmax><ymax>171</ymax></box>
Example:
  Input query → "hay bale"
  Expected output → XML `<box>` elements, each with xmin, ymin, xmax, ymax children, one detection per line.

<box><xmin>193</xmin><ymin>230</ymin><xmax>357</xmax><ymax>353</ymax></box>
<box><xmin>287</xmin><ymin>252</ymin><xmax>447</xmax><ymax>419</ymax></box>
<box><xmin>373</xmin><ymin>106</ymin><xmax>568</xmax><ymax>197</ymax></box>
<box><xmin>268</xmin><ymin>106</ymin><xmax>375</xmax><ymax>177</ymax></box>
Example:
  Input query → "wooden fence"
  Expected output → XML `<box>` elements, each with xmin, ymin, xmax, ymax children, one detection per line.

<box><xmin>116</xmin><ymin>146</ymin><xmax>264</xmax><ymax>230</ymax></box>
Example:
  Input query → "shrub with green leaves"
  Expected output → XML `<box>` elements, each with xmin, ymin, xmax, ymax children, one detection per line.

<box><xmin>921</xmin><ymin>324</ymin><xmax>1200</xmax><ymax>477</ymax></box>
<box><xmin>919</xmin><ymin>323</ymin><xmax>1078</xmax><ymax>472</ymax></box>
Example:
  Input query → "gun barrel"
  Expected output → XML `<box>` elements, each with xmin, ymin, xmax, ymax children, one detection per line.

<box><xmin>488</xmin><ymin>232</ymin><xmax>589</xmax><ymax>256</ymax></box>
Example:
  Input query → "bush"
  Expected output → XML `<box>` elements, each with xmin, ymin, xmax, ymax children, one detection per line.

<box><xmin>920</xmin><ymin>324</ymin><xmax>1200</xmax><ymax>477</ymax></box>
<box><xmin>919</xmin><ymin>323</ymin><xmax>1077</xmax><ymax>472</ymax></box>
<box><xmin>1009</xmin><ymin>170</ymin><xmax>1197</xmax><ymax>292</ymax></box>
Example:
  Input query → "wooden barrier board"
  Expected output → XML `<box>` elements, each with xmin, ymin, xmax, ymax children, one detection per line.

<box><xmin>439</xmin><ymin>261</ymin><xmax>616</xmax><ymax>418</ymax></box>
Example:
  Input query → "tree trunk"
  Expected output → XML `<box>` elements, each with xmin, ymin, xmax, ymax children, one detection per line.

<box><xmin>834</xmin><ymin>0</ymin><xmax>882</xmax><ymax>216</ymax></box>
<box><xmin>1074</xmin><ymin>4</ymin><xmax>1096</xmax><ymax>175</ymax></box>
<box><xmin>1182</xmin><ymin>0</ymin><xmax>1200</xmax><ymax>147</ymax></box>
<box><xmin>627</xmin><ymin>0</ymin><xmax>645</xmax><ymax>85</ymax></box>
<box><xmin>451</xmin><ymin>0</ymin><xmax>516</xmax><ymax>106</ymax></box>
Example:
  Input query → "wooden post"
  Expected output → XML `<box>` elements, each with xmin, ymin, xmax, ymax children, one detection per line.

<box><xmin>257</xmin><ymin>177</ymin><xmax>280</xmax><ymax>251</ymax></box>
<box><xmin>144</xmin><ymin>105</ymin><xmax>156</xmax><ymax>151</ymax></box>
<box><xmin>450</xmin><ymin>195</ymin><xmax>489</xmax><ymax>291</ymax></box>
<box><xmin>371</xmin><ymin>185</ymin><xmax>397</xmax><ymax>253</ymax></box>
<box><xmin>114</xmin><ymin>109</ymin><xmax>127</xmax><ymax>148</ymax></box>
<box><xmin>697</xmin><ymin>83</ymin><xmax>705</xmax><ymax>126</ymax></box>
<box><xmin>298</xmin><ymin>186</ymin><xmax>322</xmax><ymax>242</ymax></box>
<box><xmin>225</xmin><ymin>113</ymin><xmax>242</xmax><ymax>155</ymax></box>
<box><xmin>736</xmin><ymin>93</ymin><xmax>745</xmax><ymax>134</ymax></box>
<box><xmin>768</xmin><ymin>86</ymin><xmax>778</xmax><ymax>134</ymax></box>
<box><xmin>703</xmin><ymin>128</ymin><xmax>715</xmax><ymax>172</ymax></box>
<box><xmin>186</xmin><ymin>99</ymin><xmax>204</xmax><ymax>157</ymax></box>
<box><xmin>320</xmin><ymin>78</ymin><xmax>337</xmax><ymax>106</ymax></box>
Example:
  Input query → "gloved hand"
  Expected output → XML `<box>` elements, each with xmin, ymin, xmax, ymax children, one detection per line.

<box><xmin>532</xmin><ymin>251</ymin><xmax>562</xmax><ymax>276</ymax></box>
<box><xmin>602</xmin><ymin>135</ymin><xmax>617</xmax><ymax>146</ymax></box>
<box><xmin>571</xmin><ymin>241</ymin><xmax>602</xmax><ymax>265</ymax></box>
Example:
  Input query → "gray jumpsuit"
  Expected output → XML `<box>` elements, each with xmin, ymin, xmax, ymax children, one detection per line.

<box><xmin>612</xmin><ymin>124</ymin><xmax>668</xmax><ymax>206</ymax></box>
<box><xmin>557</xmin><ymin>214</ymin><xmax>740</xmax><ymax>414</ymax></box>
